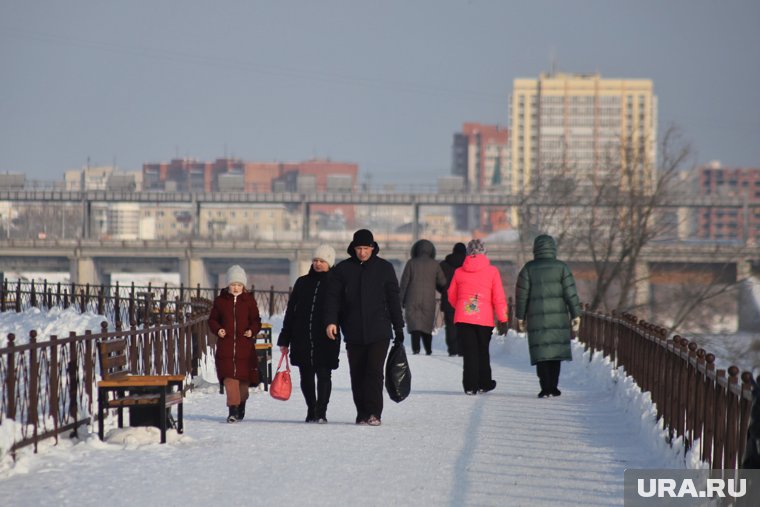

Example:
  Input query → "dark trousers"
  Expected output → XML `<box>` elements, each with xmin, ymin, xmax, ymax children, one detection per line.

<box><xmin>298</xmin><ymin>365</ymin><xmax>333</xmax><ymax>419</ymax></box>
<box><xmin>536</xmin><ymin>360</ymin><xmax>561</xmax><ymax>392</ymax></box>
<box><xmin>457</xmin><ymin>323</ymin><xmax>493</xmax><ymax>392</ymax></box>
<box><xmin>410</xmin><ymin>331</ymin><xmax>432</xmax><ymax>355</ymax></box>
<box><xmin>443</xmin><ymin>310</ymin><xmax>459</xmax><ymax>356</ymax></box>
<box><xmin>346</xmin><ymin>340</ymin><xmax>390</xmax><ymax>422</ymax></box>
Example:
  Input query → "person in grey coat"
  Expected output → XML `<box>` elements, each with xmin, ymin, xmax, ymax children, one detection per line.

<box><xmin>400</xmin><ymin>239</ymin><xmax>447</xmax><ymax>355</ymax></box>
<box><xmin>515</xmin><ymin>234</ymin><xmax>582</xmax><ymax>398</ymax></box>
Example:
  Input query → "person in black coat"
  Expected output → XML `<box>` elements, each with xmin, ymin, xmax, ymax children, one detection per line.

<box><xmin>278</xmin><ymin>244</ymin><xmax>339</xmax><ymax>423</ymax></box>
<box><xmin>325</xmin><ymin>229</ymin><xmax>405</xmax><ymax>426</ymax></box>
<box><xmin>439</xmin><ymin>242</ymin><xmax>466</xmax><ymax>356</ymax></box>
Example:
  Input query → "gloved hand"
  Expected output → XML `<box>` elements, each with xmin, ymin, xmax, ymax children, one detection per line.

<box><xmin>496</xmin><ymin>321</ymin><xmax>509</xmax><ymax>336</ymax></box>
<box><xmin>393</xmin><ymin>329</ymin><xmax>404</xmax><ymax>346</ymax></box>
<box><xmin>571</xmin><ymin>317</ymin><xmax>581</xmax><ymax>333</ymax></box>
<box><xmin>517</xmin><ymin>319</ymin><xmax>526</xmax><ymax>332</ymax></box>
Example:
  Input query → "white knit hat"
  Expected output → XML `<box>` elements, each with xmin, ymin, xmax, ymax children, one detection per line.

<box><xmin>226</xmin><ymin>265</ymin><xmax>247</xmax><ymax>286</ymax></box>
<box><xmin>313</xmin><ymin>244</ymin><xmax>336</xmax><ymax>268</ymax></box>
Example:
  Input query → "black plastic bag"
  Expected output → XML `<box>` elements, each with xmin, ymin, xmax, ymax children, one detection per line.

<box><xmin>385</xmin><ymin>343</ymin><xmax>411</xmax><ymax>403</ymax></box>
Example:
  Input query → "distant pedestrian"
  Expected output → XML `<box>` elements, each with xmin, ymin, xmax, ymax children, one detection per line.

<box><xmin>514</xmin><ymin>234</ymin><xmax>581</xmax><ymax>398</ymax></box>
<box><xmin>325</xmin><ymin>229</ymin><xmax>405</xmax><ymax>426</ymax></box>
<box><xmin>439</xmin><ymin>242</ymin><xmax>467</xmax><ymax>356</ymax></box>
<box><xmin>447</xmin><ymin>239</ymin><xmax>509</xmax><ymax>395</ymax></box>
<box><xmin>400</xmin><ymin>239</ymin><xmax>447</xmax><ymax>355</ymax></box>
<box><xmin>277</xmin><ymin>244</ymin><xmax>340</xmax><ymax>423</ymax></box>
<box><xmin>208</xmin><ymin>265</ymin><xmax>262</xmax><ymax>422</ymax></box>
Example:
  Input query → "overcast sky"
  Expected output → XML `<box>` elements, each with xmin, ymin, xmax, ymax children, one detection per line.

<box><xmin>1</xmin><ymin>0</ymin><xmax>758</xmax><ymax>185</ymax></box>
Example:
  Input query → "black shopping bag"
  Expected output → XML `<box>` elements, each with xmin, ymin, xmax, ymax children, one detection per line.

<box><xmin>385</xmin><ymin>342</ymin><xmax>411</xmax><ymax>403</ymax></box>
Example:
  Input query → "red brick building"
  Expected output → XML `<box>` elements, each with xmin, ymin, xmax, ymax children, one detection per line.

<box><xmin>142</xmin><ymin>157</ymin><xmax>359</xmax><ymax>225</ymax></box>
<box><xmin>696</xmin><ymin>163</ymin><xmax>760</xmax><ymax>243</ymax></box>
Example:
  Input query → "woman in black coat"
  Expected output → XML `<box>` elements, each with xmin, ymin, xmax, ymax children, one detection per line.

<box><xmin>277</xmin><ymin>244</ymin><xmax>340</xmax><ymax>423</ymax></box>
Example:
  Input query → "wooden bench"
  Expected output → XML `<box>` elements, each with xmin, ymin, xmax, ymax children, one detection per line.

<box><xmin>97</xmin><ymin>339</ymin><xmax>185</xmax><ymax>444</ymax></box>
<box><xmin>255</xmin><ymin>323</ymin><xmax>273</xmax><ymax>391</ymax></box>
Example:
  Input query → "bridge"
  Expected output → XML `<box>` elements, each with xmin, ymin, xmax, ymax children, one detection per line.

<box><xmin>0</xmin><ymin>236</ymin><xmax>756</xmax><ymax>285</ymax></box>
<box><xmin>1</xmin><ymin>236</ymin><xmax>757</xmax><ymax>332</ymax></box>
<box><xmin>1</xmin><ymin>188</ymin><xmax>755</xmax><ymax>241</ymax></box>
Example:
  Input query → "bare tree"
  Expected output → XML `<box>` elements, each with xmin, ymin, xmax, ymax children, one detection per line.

<box><xmin>515</xmin><ymin>125</ymin><xmax>749</xmax><ymax>332</ymax></box>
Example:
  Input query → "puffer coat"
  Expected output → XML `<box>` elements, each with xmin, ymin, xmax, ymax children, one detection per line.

<box><xmin>447</xmin><ymin>254</ymin><xmax>508</xmax><ymax>328</ymax></box>
<box><xmin>515</xmin><ymin>235</ymin><xmax>581</xmax><ymax>365</ymax></box>
<box><xmin>400</xmin><ymin>239</ymin><xmax>447</xmax><ymax>334</ymax></box>
<box><xmin>277</xmin><ymin>267</ymin><xmax>340</xmax><ymax>370</ymax></box>
<box><xmin>208</xmin><ymin>288</ymin><xmax>262</xmax><ymax>382</ymax></box>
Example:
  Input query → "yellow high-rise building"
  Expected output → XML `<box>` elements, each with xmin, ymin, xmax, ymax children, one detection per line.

<box><xmin>509</xmin><ymin>72</ymin><xmax>657</xmax><ymax>195</ymax></box>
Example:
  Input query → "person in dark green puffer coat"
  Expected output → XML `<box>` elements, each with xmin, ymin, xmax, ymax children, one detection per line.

<box><xmin>515</xmin><ymin>234</ymin><xmax>581</xmax><ymax>398</ymax></box>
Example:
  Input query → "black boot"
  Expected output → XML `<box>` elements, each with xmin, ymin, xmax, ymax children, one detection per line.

<box><xmin>237</xmin><ymin>400</ymin><xmax>246</xmax><ymax>421</ymax></box>
<box><xmin>227</xmin><ymin>405</ymin><xmax>238</xmax><ymax>423</ymax></box>
<box><xmin>305</xmin><ymin>406</ymin><xmax>316</xmax><ymax>423</ymax></box>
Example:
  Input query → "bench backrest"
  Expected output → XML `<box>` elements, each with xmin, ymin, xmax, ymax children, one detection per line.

<box><xmin>98</xmin><ymin>339</ymin><xmax>130</xmax><ymax>380</ymax></box>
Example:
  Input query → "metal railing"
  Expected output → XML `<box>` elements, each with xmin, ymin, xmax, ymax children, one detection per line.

<box><xmin>0</xmin><ymin>279</ymin><xmax>291</xmax><ymax>458</ymax></box>
<box><xmin>578</xmin><ymin>306</ymin><xmax>754</xmax><ymax>470</ymax></box>
<box><xmin>0</xmin><ymin>279</ymin><xmax>291</xmax><ymax>322</ymax></box>
<box><xmin>0</xmin><ymin>304</ymin><xmax>210</xmax><ymax>457</ymax></box>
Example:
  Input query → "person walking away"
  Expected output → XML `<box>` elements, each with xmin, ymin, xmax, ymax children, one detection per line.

<box><xmin>325</xmin><ymin>229</ymin><xmax>405</xmax><ymax>426</ymax></box>
<box><xmin>208</xmin><ymin>265</ymin><xmax>262</xmax><ymax>422</ymax></box>
<box><xmin>439</xmin><ymin>242</ymin><xmax>467</xmax><ymax>356</ymax></box>
<box><xmin>514</xmin><ymin>234</ymin><xmax>581</xmax><ymax>398</ymax></box>
<box><xmin>277</xmin><ymin>244</ymin><xmax>340</xmax><ymax>423</ymax></box>
<box><xmin>447</xmin><ymin>239</ymin><xmax>508</xmax><ymax>395</ymax></box>
<box><xmin>400</xmin><ymin>239</ymin><xmax>447</xmax><ymax>355</ymax></box>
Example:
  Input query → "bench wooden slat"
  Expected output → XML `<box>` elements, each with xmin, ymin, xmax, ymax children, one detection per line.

<box><xmin>106</xmin><ymin>392</ymin><xmax>183</xmax><ymax>408</ymax></box>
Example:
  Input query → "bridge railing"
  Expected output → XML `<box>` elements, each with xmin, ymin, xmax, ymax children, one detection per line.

<box><xmin>579</xmin><ymin>306</ymin><xmax>754</xmax><ymax>470</ymax></box>
<box><xmin>0</xmin><ymin>279</ymin><xmax>291</xmax><ymax>322</ymax></box>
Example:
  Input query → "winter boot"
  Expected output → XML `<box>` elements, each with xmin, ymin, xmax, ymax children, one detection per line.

<box><xmin>479</xmin><ymin>380</ymin><xmax>496</xmax><ymax>393</ymax></box>
<box><xmin>237</xmin><ymin>400</ymin><xmax>246</xmax><ymax>421</ymax></box>
<box><xmin>305</xmin><ymin>406</ymin><xmax>317</xmax><ymax>423</ymax></box>
<box><xmin>227</xmin><ymin>405</ymin><xmax>239</xmax><ymax>423</ymax></box>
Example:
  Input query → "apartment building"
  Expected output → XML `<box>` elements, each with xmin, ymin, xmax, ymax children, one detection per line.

<box><xmin>696</xmin><ymin>162</ymin><xmax>760</xmax><ymax>243</ymax></box>
<box><xmin>510</xmin><ymin>72</ymin><xmax>657</xmax><ymax>192</ymax></box>
<box><xmin>451</xmin><ymin>123</ymin><xmax>509</xmax><ymax>231</ymax></box>
<box><xmin>509</xmin><ymin>72</ymin><xmax>657</xmax><ymax>233</ymax></box>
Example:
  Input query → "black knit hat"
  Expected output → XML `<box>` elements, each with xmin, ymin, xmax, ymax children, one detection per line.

<box><xmin>352</xmin><ymin>229</ymin><xmax>374</xmax><ymax>247</ymax></box>
<box><xmin>453</xmin><ymin>242</ymin><xmax>466</xmax><ymax>255</ymax></box>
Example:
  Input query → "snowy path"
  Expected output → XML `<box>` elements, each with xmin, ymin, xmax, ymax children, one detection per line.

<box><xmin>0</xmin><ymin>328</ymin><xmax>681</xmax><ymax>506</ymax></box>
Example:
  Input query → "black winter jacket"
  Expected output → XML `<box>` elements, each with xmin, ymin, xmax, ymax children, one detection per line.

<box><xmin>277</xmin><ymin>267</ymin><xmax>340</xmax><ymax>370</ymax></box>
<box><xmin>325</xmin><ymin>241</ymin><xmax>405</xmax><ymax>345</ymax></box>
<box><xmin>439</xmin><ymin>250</ymin><xmax>466</xmax><ymax>313</ymax></box>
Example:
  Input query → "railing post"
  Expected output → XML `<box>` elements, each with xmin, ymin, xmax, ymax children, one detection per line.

<box><xmin>84</xmin><ymin>330</ymin><xmax>94</xmax><ymax>419</ymax></box>
<box><xmin>30</xmin><ymin>280</ymin><xmax>37</xmax><ymax>308</ymax></box>
<box><xmin>269</xmin><ymin>285</ymin><xmax>275</xmax><ymax>318</ymax></box>
<box><xmin>49</xmin><ymin>334</ymin><xmax>59</xmax><ymax>444</ymax></box>
<box><xmin>6</xmin><ymin>333</ymin><xmax>16</xmax><ymax>422</ymax></box>
<box><xmin>15</xmin><ymin>280</ymin><xmax>21</xmax><ymax>313</ymax></box>
<box><xmin>703</xmin><ymin>354</ymin><xmax>716</xmax><ymax>466</ymax></box>
<box><xmin>1</xmin><ymin>278</ymin><xmax>6</xmax><ymax>312</ymax></box>
<box><xmin>713</xmin><ymin>368</ymin><xmax>727</xmax><ymax>469</ymax></box>
<box><xmin>97</xmin><ymin>288</ymin><xmax>105</xmax><ymax>316</ymax></box>
<box><xmin>738</xmin><ymin>371</ymin><xmax>754</xmax><ymax>467</ymax></box>
<box><xmin>68</xmin><ymin>333</ymin><xmax>79</xmax><ymax>437</ymax></box>
<box><xmin>28</xmin><ymin>330</ymin><xmax>39</xmax><ymax>452</ymax></box>
<box><xmin>725</xmin><ymin>366</ymin><xmax>740</xmax><ymax>469</ymax></box>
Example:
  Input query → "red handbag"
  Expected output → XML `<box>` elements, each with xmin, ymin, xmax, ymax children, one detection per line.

<box><xmin>270</xmin><ymin>354</ymin><xmax>292</xmax><ymax>401</ymax></box>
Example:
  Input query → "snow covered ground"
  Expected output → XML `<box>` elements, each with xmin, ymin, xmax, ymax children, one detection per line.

<box><xmin>0</xmin><ymin>310</ymin><xmax>697</xmax><ymax>506</ymax></box>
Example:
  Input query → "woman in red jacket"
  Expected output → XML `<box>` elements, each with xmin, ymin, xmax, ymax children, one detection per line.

<box><xmin>447</xmin><ymin>239</ymin><xmax>508</xmax><ymax>395</ymax></box>
<box><xmin>208</xmin><ymin>265</ymin><xmax>262</xmax><ymax>422</ymax></box>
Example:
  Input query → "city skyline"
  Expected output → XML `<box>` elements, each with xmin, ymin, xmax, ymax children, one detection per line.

<box><xmin>1</xmin><ymin>1</ymin><xmax>759</xmax><ymax>185</ymax></box>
